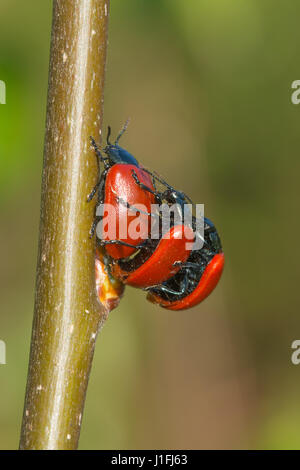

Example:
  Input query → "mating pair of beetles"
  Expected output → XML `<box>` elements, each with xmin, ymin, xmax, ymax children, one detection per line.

<box><xmin>89</xmin><ymin>123</ymin><xmax>224</xmax><ymax>311</ymax></box>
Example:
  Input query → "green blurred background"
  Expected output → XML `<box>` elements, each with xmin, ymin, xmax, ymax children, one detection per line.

<box><xmin>0</xmin><ymin>0</ymin><xmax>299</xmax><ymax>449</ymax></box>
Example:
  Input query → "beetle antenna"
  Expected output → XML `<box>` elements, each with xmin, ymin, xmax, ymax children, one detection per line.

<box><xmin>115</xmin><ymin>118</ymin><xmax>130</xmax><ymax>144</ymax></box>
<box><xmin>106</xmin><ymin>126</ymin><xmax>112</xmax><ymax>146</ymax></box>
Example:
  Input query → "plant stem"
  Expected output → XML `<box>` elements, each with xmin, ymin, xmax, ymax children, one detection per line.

<box><xmin>19</xmin><ymin>0</ymin><xmax>110</xmax><ymax>450</ymax></box>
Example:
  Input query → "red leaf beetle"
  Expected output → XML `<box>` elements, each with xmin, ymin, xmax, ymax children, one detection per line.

<box><xmin>146</xmin><ymin>218</ymin><xmax>224</xmax><ymax>310</ymax></box>
<box><xmin>106</xmin><ymin>168</ymin><xmax>197</xmax><ymax>288</ymax></box>
<box><xmin>110</xmin><ymin>224</ymin><xmax>195</xmax><ymax>288</ymax></box>
<box><xmin>90</xmin><ymin>125</ymin><xmax>224</xmax><ymax>311</ymax></box>
<box><xmin>89</xmin><ymin>124</ymin><xmax>155</xmax><ymax>259</ymax></box>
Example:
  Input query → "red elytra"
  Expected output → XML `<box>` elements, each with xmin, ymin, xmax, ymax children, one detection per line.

<box><xmin>147</xmin><ymin>252</ymin><xmax>224</xmax><ymax>310</ymax></box>
<box><xmin>111</xmin><ymin>224</ymin><xmax>195</xmax><ymax>288</ymax></box>
<box><xmin>102</xmin><ymin>164</ymin><xmax>155</xmax><ymax>259</ymax></box>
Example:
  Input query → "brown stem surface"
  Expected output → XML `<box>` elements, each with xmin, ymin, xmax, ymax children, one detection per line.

<box><xmin>19</xmin><ymin>0</ymin><xmax>110</xmax><ymax>450</ymax></box>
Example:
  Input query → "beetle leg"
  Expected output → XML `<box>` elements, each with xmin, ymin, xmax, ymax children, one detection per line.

<box><xmin>87</xmin><ymin>170</ymin><xmax>107</xmax><ymax>203</ymax></box>
<box><xmin>139</xmin><ymin>168</ymin><xmax>157</xmax><ymax>191</ymax></box>
<box><xmin>141</xmin><ymin>169</ymin><xmax>181</xmax><ymax>197</ymax></box>
<box><xmin>89</xmin><ymin>218</ymin><xmax>100</xmax><ymax>238</ymax></box>
<box><xmin>173</xmin><ymin>261</ymin><xmax>203</xmax><ymax>270</ymax></box>
<box><xmin>116</xmin><ymin>195</ymin><xmax>158</xmax><ymax>218</ymax></box>
<box><xmin>132</xmin><ymin>169</ymin><xmax>184</xmax><ymax>212</ymax></box>
<box><xmin>142</xmin><ymin>168</ymin><xmax>196</xmax><ymax>207</ymax></box>
<box><xmin>142</xmin><ymin>168</ymin><xmax>173</xmax><ymax>190</ymax></box>
<box><xmin>131</xmin><ymin>169</ymin><xmax>160</xmax><ymax>197</ymax></box>
<box><xmin>147</xmin><ymin>273</ymin><xmax>189</xmax><ymax>296</ymax></box>
<box><xmin>87</xmin><ymin>180</ymin><xmax>101</xmax><ymax>202</ymax></box>
<box><xmin>90</xmin><ymin>136</ymin><xmax>110</xmax><ymax>169</ymax></box>
<box><xmin>88</xmin><ymin>171</ymin><xmax>107</xmax><ymax>237</ymax></box>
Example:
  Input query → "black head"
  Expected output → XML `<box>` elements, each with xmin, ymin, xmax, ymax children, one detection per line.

<box><xmin>103</xmin><ymin>122</ymin><xmax>139</xmax><ymax>167</ymax></box>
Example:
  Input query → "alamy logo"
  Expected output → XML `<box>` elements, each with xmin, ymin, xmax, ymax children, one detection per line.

<box><xmin>96</xmin><ymin>202</ymin><xmax>205</xmax><ymax>250</ymax></box>
<box><xmin>291</xmin><ymin>340</ymin><xmax>300</xmax><ymax>365</ymax></box>
<box><xmin>0</xmin><ymin>340</ymin><xmax>6</xmax><ymax>365</ymax></box>
<box><xmin>0</xmin><ymin>80</ymin><xmax>6</xmax><ymax>104</ymax></box>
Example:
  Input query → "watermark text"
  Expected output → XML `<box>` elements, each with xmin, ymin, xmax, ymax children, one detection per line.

<box><xmin>0</xmin><ymin>80</ymin><xmax>6</xmax><ymax>104</ymax></box>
